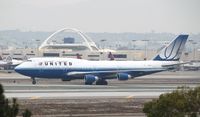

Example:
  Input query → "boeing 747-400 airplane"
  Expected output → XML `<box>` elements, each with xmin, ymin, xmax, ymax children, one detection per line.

<box><xmin>15</xmin><ymin>35</ymin><xmax>188</xmax><ymax>85</ymax></box>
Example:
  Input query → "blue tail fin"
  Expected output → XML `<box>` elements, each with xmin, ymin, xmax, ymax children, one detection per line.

<box><xmin>153</xmin><ymin>35</ymin><xmax>189</xmax><ymax>61</ymax></box>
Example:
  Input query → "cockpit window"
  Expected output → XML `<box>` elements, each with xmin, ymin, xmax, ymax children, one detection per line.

<box><xmin>27</xmin><ymin>60</ymin><xmax>32</xmax><ymax>62</ymax></box>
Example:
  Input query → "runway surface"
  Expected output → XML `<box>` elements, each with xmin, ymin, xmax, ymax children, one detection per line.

<box><xmin>1</xmin><ymin>71</ymin><xmax>200</xmax><ymax>116</ymax></box>
<box><xmin>1</xmin><ymin>71</ymin><xmax>200</xmax><ymax>99</ymax></box>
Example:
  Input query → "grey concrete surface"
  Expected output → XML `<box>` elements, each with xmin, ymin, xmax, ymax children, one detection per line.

<box><xmin>0</xmin><ymin>71</ymin><xmax>199</xmax><ymax>99</ymax></box>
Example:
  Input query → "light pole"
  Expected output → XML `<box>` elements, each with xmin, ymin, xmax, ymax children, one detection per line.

<box><xmin>132</xmin><ymin>40</ymin><xmax>136</xmax><ymax>50</ymax></box>
<box><xmin>142</xmin><ymin>39</ymin><xmax>149</xmax><ymax>60</ymax></box>
<box><xmin>36</xmin><ymin>39</ymin><xmax>40</xmax><ymax>57</ymax></box>
<box><xmin>100</xmin><ymin>39</ymin><xmax>106</xmax><ymax>50</ymax></box>
<box><xmin>192</xmin><ymin>42</ymin><xmax>197</xmax><ymax>60</ymax></box>
<box><xmin>189</xmin><ymin>40</ymin><xmax>198</xmax><ymax>60</ymax></box>
<box><xmin>131</xmin><ymin>40</ymin><xmax>136</xmax><ymax>60</ymax></box>
<box><xmin>100</xmin><ymin>39</ymin><xmax>106</xmax><ymax>60</ymax></box>
<box><xmin>0</xmin><ymin>46</ymin><xmax>2</xmax><ymax>57</ymax></box>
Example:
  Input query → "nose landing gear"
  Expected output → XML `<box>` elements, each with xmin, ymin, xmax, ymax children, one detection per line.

<box><xmin>96</xmin><ymin>79</ymin><xmax>108</xmax><ymax>85</ymax></box>
<box><xmin>31</xmin><ymin>77</ymin><xmax>36</xmax><ymax>85</ymax></box>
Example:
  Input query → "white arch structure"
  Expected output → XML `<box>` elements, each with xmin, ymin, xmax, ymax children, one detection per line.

<box><xmin>39</xmin><ymin>28</ymin><xmax>99</xmax><ymax>51</ymax></box>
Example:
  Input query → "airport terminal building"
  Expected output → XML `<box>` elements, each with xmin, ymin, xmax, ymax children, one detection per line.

<box><xmin>1</xmin><ymin>28</ymin><xmax>199</xmax><ymax>62</ymax></box>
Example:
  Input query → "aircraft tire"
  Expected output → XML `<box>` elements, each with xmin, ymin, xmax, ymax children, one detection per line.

<box><xmin>85</xmin><ymin>82</ymin><xmax>93</xmax><ymax>85</ymax></box>
<box><xmin>32</xmin><ymin>77</ymin><xmax>36</xmax><ymax>85</ymax></box>
<box><xmin>96</xmin><ymin>80</ymin><xmax>108</xmax><ymax>85</ymax></box>
<box><xmin>103</xmin><ymin>80</ymin><xmax>108</xmax><ymax>85</ymax></box>
<box><xmin>32</xmin><ymin>80</ymin><xmax>36</xmax><ymax>85</ymax></box>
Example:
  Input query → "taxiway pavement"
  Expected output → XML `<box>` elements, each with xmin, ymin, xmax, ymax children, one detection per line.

<box><xmin>0</xmin><ymin>71</ymin><xmax>199</xmax><ymax>99</ymax></box>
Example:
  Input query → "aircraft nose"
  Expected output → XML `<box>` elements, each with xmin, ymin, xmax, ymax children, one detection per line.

<box><xmin>14</xmin><ymin>65</ymin><xmax>23</xmax><ymax>74</ymax></box>
<box><xmin>15</xmin><ymin>66</ymin><xmax>20</xmax><ymax>72</ymax></box>
<box><xmin>14</xmin><ymin>62</ymin><xmax>34</xmax><ymax>77</ymax></box>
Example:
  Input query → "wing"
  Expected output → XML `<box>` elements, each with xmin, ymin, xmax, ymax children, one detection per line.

<box><xmin>67</xmin><ymin>70</ymin><xmax>124</xmax><ymax>79</ymax></box>
<box><xmin>66</xmin><ymin>68</ymin><xmax>166</xmax><ymax>79</ymax></box>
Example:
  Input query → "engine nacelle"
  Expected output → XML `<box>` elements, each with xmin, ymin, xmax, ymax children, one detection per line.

<box><xmin>117</xmin><ymin>73</ymin><xmax>131</xmax><ymax>81</ymax></box>
<box><xmin>84</xmin><ymin>75</ymin><xmax>98</xmax><ymax>85</ymax></box>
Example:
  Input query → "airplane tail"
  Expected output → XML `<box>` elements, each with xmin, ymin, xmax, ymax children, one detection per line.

<box><xmin>153</xmin><ymin>35</ymin><xmax>189</xmax><ymax>61</ymax></box>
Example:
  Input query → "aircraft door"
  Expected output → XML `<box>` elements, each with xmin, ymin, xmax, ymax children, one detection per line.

<box><xmin>37</xmin><ymin>61</ymin><xmax>44</xmax><ymax>76</ymax></box>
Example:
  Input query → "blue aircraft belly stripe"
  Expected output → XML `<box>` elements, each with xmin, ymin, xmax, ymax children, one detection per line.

<box><xmin>15</xmin><ymin>67</ymin><xmax>166</xmax><ymax>79</ymax></box>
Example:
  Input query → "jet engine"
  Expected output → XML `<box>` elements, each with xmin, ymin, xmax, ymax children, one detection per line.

<box><xmin>117</xmin><ymin>73</ymin><xmax>131</xmax><ymax>81</ymax></box>
<box><xmin>84</xmin><ymin>75</ymin><xmax>98</xmax><ymax>85</ymax></box>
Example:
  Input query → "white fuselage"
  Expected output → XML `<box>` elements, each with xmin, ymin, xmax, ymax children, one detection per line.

<box><xmin>14</xmin><ymin>34</ymin><xmax>188</xmax><ymax>85</ymax></box>
<box><xmin>15</xmin><ymin>57</ymin><xmax>178</xmax><ymax>79</ymax></box>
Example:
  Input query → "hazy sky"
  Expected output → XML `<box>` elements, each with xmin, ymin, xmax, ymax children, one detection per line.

<box><xmin>0</xmin><ymin>0</ymin><xmax>200</xmax><ymax>33</ymax></box>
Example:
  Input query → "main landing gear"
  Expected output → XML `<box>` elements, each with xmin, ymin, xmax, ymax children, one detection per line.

<box><xmin>31</xmin><ymin>77</ymin><xmax>36</xmax><ymax>85</ymax></box>
<box><xmin>96</xmin><ymin>79</ymin><xmax>108</xmax><ymax>85</ymax></box>
<box><xmin>85</xmin><ymin>79</ymin><xmax>108</xmax><ymax>85</ymax></box>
